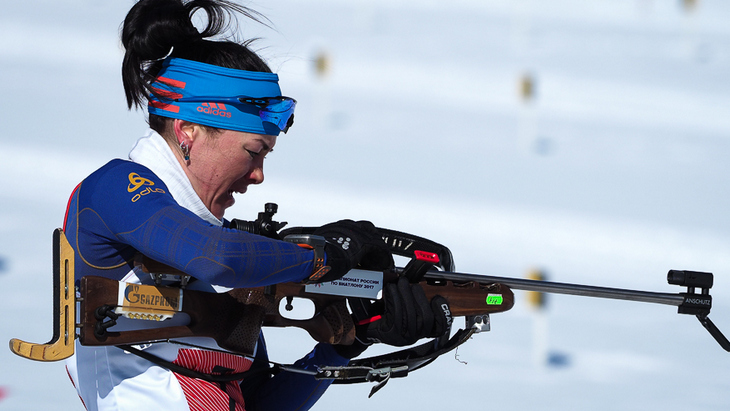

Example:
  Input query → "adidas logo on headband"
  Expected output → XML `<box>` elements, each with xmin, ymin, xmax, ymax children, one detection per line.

<box><xmin>196</xmin><ymin>102</ymin><xmax>232</xmax><ymax>118</ymax></box>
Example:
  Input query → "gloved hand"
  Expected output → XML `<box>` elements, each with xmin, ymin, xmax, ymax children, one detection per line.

<box><xmin>334</xmin><ymin>276</ymin><xmax>452</xmax><ymax>358</ymax></box>
<box><xmin>311</xmin><ymin>220</ymin><xmax>393</xmax><ymax>283</ymax></box>
<box><xmin>361</xmin><ymin>276</ymin><xmax>452</xmax><ymax>347</ymax></box>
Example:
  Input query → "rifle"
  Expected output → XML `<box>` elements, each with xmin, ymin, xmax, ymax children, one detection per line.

<box><xmin>8</xmin><ymin>204</ymin><xmax>730</xmax><ymax>394</ymax></box>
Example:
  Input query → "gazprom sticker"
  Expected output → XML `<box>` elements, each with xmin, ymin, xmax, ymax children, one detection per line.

<box><xmin>115</xmin><ymin>281</ymin><xmax>182</xmax><ymax>321</ymax></box>
<box><xmin>486</xmin><ymin>294</ymin><xmax>503</xmax><ymax>305</ymax></box>
<box><xmin>305</xmin><ymin>269</ymin><xmax>383</xmax><ymax>299</ymax></box>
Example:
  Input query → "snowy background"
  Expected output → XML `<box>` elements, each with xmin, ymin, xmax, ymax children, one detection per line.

<box><xmin>2</xmin><ymin>0</ymin><xmax>730</xmax><ymax>409</ymax></box>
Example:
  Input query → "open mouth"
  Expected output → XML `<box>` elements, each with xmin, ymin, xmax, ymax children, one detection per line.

<box><xmin>224</xmin><ymin>187</ymin><xmax>246</xmax><ymax>203</ymax></box>
<box><xmin>229</xmin><ymin>187</ymin><xmax>247</xmax><ymax>196</ymax></box>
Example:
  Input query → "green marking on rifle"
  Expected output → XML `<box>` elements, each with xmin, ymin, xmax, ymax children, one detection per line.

<box><xmin>486</xmin><ymin>294</ymin><xmax>503</xmax><ymax>305</ymax></box>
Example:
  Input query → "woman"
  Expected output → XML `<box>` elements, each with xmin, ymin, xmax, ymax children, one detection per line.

<box><xmin>63</xmin><ymin>0</ymin><xmax>393</xmax><ymax>410</ymax></box>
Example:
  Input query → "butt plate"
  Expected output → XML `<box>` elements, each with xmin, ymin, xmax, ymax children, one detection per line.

<box><xmin>9</xmin><ymin>229</ymin><xmax>75</xmax><ymax>361</ymax></box>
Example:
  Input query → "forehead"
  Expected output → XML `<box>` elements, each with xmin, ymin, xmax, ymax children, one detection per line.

<box><xmin>252</xmin><ymin>134</ymin><xmax>277</xmax><ymax>151</ymax></box>
<box><xmin>217</xmin><ymin>129</ymin><xmax>276</xmax><ymax>150</ymax></box>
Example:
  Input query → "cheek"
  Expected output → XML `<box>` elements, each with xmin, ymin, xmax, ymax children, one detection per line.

<box><xmin>226</xmin><ymin>155</ymin><xmax>255</xmax><ymax>178</ymax></box>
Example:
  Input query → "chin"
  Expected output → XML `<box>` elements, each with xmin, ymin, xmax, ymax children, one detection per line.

<box><xmin>209</xmin><ymin>205</ymin><xmax>227</xmax><ymax>220</ymax></box>
<box><xmin>212</xmin><ymin>196</ymin><xmax>236</xmax><ymax>220</ymax></box>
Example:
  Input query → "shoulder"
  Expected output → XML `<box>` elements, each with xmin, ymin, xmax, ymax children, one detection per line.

<box><xmin>79</xmin><ymin>159</ymin><xmax>171</xmax><ymax>206</ymax></box>
<box><xmin>88</xmin><ymin>159</ymin><xmax>162</xmax><ymax>184</ymax></box>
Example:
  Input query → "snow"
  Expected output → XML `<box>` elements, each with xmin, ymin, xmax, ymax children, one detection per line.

<box><xmin>1</xmin><ymin>0</ymin><xmax>729</xmax><ymax>409</ymax></box>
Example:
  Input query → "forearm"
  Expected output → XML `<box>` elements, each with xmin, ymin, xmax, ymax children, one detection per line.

<box><xmin>115</xmin><ymin>205</ymin><xmax>316</xmax><ymax>287</ymax></box>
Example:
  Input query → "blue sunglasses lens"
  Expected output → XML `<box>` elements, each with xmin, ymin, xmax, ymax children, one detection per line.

<box><xmin>239</xmin><ymin>97</ymin><xmax>296</xmax><ymax>132</ymax></box>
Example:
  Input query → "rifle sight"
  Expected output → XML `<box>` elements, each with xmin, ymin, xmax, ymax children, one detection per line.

<box><xmin>667</xmin><ymin>270</ymin><xmax>713</xmax><ymax>290</ymax></box>
<box><xmin>229</xmin><ymin>203</ymin><xmax>287</xmax><ymax>239</ymax></box>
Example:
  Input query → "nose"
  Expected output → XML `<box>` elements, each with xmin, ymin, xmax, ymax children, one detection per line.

<box><xmin>248</xmin><ymin>165</ymin><xmax>264</xmax><ymax>185</ymax></box>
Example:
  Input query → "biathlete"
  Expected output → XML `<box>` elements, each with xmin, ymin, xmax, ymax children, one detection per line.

<box><xmin>64</xmin><ymin>1</ymin><xmax>449</xmax><ymax>410</ymax></box>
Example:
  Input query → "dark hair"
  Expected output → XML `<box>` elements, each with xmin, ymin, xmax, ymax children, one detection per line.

<box><xmin>121</xmin><ymin>0</ymin><xmax>271</xmax><ymax>132</ymax></box>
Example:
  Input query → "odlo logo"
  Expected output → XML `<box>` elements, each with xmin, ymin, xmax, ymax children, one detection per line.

<box><xmin>197</xmin><ymin>102</ymin><xmax>232</xmax><ymax>118</ymax></box>
<box><xmin>128</xmin><ymin>173</ymin><xmax>165</xmax><ymax>202</ymax></box>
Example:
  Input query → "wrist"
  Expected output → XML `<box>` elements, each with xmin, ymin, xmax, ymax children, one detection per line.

<box><xmin>283</xmin><ymin>234</ymin><xmax>331</xmax><ymax>283</ymax></box>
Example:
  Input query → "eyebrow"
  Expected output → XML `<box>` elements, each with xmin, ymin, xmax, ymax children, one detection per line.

<box><xmin>262</xmin><ymin>140</ymin><xmax>277</xmax><ymax>153</ymax></box>
<box><xmin>251</xmin><ymin>137</ymin><xmax>274</xmax><ymax>153</ymax></box>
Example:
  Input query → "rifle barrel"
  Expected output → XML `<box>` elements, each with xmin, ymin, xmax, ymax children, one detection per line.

<box><xmin>421</xmin><ymin>270</ymin><xmax>685</xmax><ymax>307</ymax></box>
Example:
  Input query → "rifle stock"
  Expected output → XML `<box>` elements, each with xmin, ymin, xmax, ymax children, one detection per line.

<box><xmin>76</xmin><ymin>256</ymin><xmax>514</xmax><ymax>355</ymax></box>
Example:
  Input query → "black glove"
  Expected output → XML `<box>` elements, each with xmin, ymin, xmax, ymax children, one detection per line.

<box><xmin>361</xmin><ymin>276</ymin><xmax>452</xmax><ymax>347</ymax></box>
<box><xmin>311</xmin><ymin>220</ymin><xmax>393</xmax><ymax>283</ymax></box>
<box><xmin>333</xmin><ymin>276</ymin><xmax>452</xmax><ymax>358</ymax></box>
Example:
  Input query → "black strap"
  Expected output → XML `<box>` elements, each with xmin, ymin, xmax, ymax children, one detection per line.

<box><xmin>329</xmin><ymin>328</ymin><xmax>475</xmax><ymax>385</ymax></box>
<box><xmin>117</xmin><ymin>329</ymin><xmax>473</xmax><ymax>400</ymax></box>
<box><xmin>117</xmin><ymin>344</ymin><xmax>270</xmax><ymax>383</ymax></box>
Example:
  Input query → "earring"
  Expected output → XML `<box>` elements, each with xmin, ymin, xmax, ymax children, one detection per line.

<box><xmin>180</xmin><ymin>141</ymin><xmax>190</xmax><ymax>161</ymax></box>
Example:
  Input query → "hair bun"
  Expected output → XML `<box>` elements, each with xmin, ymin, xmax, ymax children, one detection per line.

<box><xmin>121</xmin><ymin>0</ymin><xmax>271</xmax><ymax>110</ymax></box>
<box><xmin>122</xmin><ymin>0</ymin><xmax>201</xmax><ymax>62</ymax></box>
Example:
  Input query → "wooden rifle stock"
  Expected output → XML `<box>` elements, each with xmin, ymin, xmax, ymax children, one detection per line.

<box><xmin>79</xmin><ymin>256</ymin><xmax>357</xmax><ymax>354</ymax></box>
<box><xmin>9</xmin><ymin>228</ymin><xmax>515</xmax><ymax>362</ymax></box>
<box><xmin>77</xmin><ymin>256</ymin><xmax>514</xmax><ymax>355</ymax></box>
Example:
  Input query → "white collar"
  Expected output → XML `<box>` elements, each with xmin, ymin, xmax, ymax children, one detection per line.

<box><xmin>128</xmin><ymin>129</ymin><xmax>222</xmax><ymax>226</ymax></box>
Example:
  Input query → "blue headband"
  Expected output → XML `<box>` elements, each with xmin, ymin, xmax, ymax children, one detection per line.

<box><xmin>148</xmin><ymin>58</ymin><xmax>285</xmax><ymax>135</ymax></box>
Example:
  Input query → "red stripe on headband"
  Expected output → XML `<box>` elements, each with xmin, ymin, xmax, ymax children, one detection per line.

<box><xmin>157</xmin><ymin>76</ymin><xmax>186</xmax><ymax>89</ymax></box>
<box><xmin>150</xmin><ymin>100</ymin><xmax>180</xmax><ymax>113</ymax></box>
<box><xmin>151</xmin><ymin>87</ymin><xmax>183</xmax><ymax>100</ymax></box>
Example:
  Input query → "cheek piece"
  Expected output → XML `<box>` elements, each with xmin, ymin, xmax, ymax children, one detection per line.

<box><xmin>147</xmin><ymin>57</ymin><xmax>295</xmax><ymax>136</ymax></box>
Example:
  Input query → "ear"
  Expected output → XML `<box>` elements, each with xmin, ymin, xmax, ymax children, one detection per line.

<box><xmin>172</xmin><ymin>119</ymin><xmax>199</xmax><ymax>145</ymax></box>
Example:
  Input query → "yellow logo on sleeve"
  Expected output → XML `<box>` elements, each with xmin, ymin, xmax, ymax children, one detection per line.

<box><xmin>128</xmin><ymin>173</ymin><xmax>155</xmax><ymax>192</ymax></box>
<box><xmin>128</xmin><ymin>172</ymin><xmax>166</xmax><ymax>202</ymax></box>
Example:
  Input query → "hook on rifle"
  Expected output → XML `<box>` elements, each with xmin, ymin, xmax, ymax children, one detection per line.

<box><xmin>94</xmin><ymin>305</ymin><xmax>120</xmax><ymax>340</ymax></box>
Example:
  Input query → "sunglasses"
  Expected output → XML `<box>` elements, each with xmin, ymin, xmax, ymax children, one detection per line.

<box><xmin>174</xmin><ymin>96</ymin><xmax>296</xmax><ymax>133</ymax></box>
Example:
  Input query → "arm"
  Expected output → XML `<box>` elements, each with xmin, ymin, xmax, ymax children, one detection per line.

<box><xmin>67</xmin><ymin>159</ymin><xmax>314</xmax><ymax>287</ymax></box>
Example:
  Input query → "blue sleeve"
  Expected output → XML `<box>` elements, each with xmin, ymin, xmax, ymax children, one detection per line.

<box><xmin>66</xmin><ymin>159</ymin><xmax>314</xmax><ymax>287</ymax></box>
<box><xmin>244</xmin><ymin>335</ymin><xmax>350</xmax><ymax>411</ymax></box>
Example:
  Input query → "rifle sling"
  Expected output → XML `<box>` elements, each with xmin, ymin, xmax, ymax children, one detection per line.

<box><xmin>116</xmin><ymin>344</ymin><xmax>270</xmax><ymax>383</ymax></box>
<box><xmin>330</xmin><ymin>328</ymin><xmax>476</xmax><ymax>385</ymax></box>
<box><xmin>116</xmin><ymin>327</ymin><xmax>473</xmax><ymax>387</ymax></box>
